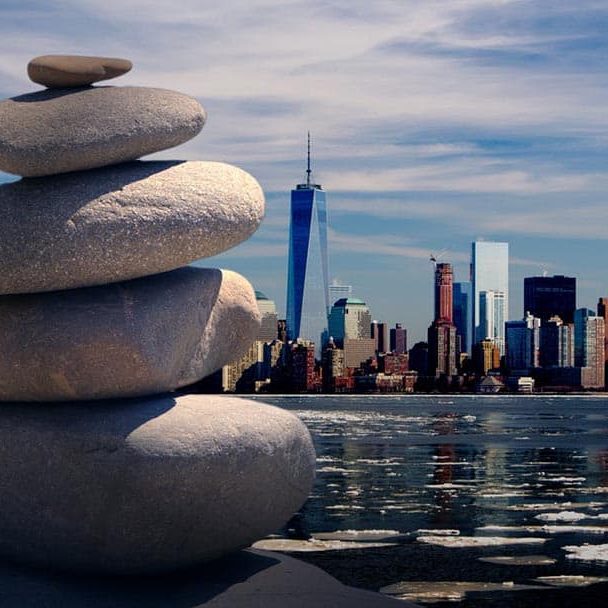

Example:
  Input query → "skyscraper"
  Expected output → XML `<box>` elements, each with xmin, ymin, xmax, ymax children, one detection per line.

<box><xmin>453</xmin><ymin>282</ymin><xmax>471</xmax><ymax>355</ymax></box>
<box><xmin>540</xmin><ymin>316</ymin><xmax>574</xmax><ymax>368</ymax></box>
<box><xmin>471</xmin><ymin>241</ymin><xmax>509</xmax><ymax>351</ymax></box>
<box><xmin>371</xmin><ymin>320</ymin><xmax>389</xmax><ymax>353</ymax></box>
<box><xmin>328</xmin><ymin>298</ymin><xmax>372</xmax><ymax>345</ymax></box>
<box><xmin>434</xmin><ymin>263</ymin><xmax>453</xmax><ymax>323</ymax></box>
<box><xmin>479</xmin><ymin>290</ymin><xmax>506</xmax><ymax>355</ymax></box>
<box><xmin>327</xmin><ymin>297</ymin><xmax>375</xmax><ymax>367</ymax></box>
<box><xmin>524</xmin><ymin>275</ymin><xmax>576</xmax><ymax>324</ymax></box>
<box><xmin>428</xmin><ymin>261</ymin><xmax>457</xmax><ymax>376</ymax></box>
<box><xmin>286</xmin><ymin>134</ymin><xmax>329</xmax><ymax>353</ymax></box>
<box><xmin>505</xmin><ymin>312</ymin><xmax>541</xmax><ymax>372</ymax></box>
<box><xmin>574</xmin><ymin>308</ymin><xmax>605</xmax><ymax>389</ymax></box>
<box><xmin>428</xmin><ymin>321</ymin><xmax>458</xmax><ymax>377</ymax></box>
<box><xmin>597</xmin><ymin>298</ymin><xmax>608</xmax><ymax>385</ymax></box>
<box><xmin>390</xmin><ymin>323</ymin><xmax>407</xmax><ymax>354</ymax></box>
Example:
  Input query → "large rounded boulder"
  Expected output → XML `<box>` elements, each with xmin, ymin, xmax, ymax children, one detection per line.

<box><xmin>0</xmin><ymin>394</ymin><xmax>316</xmax><ymax>573</ymax></box>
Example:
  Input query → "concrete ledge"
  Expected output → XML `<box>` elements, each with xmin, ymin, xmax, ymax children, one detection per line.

<box><xmin>0</xmin><ymin>549</ymin><xmax>414</xmax><ymax>607</ymax></box>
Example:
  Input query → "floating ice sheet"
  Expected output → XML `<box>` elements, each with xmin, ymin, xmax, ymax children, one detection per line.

<box><xmin>380</xmin><ymin>580</ymin><xmax>547</xmax><ymax>603</ymax></box>
<box><xmin>312</xmin><ymin>529</ymin><xmax>404</xmax><ymax>541</ymax></box>
<box><xmin>535</xmin><ymin>575</ymin><xmax>608</xmax><ymax>587</ymax></box>
<box><xmin>252</xmin><ymin>538</ymin><xmax>398</xmax><ymax>552</ymax></box>
<box><xmin>417</xmin><ymin>535</ymin><xmax>546</xmax><ymax>548</ymax></box>
<box><xmin>563</xmin><ymin>543</ymin><xmax>608</xmax><ymax>562</ymax></box>
<box><xmin>479</xmin><ymin>555</ymin><xmax>556</xmax><ymax>566</ymax></box>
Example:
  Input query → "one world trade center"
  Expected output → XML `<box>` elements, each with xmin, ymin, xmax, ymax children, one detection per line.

<box><xmin>286</xmin><ymin>134</ymin><xmax>329</xmax><ymax>353</ymax></box>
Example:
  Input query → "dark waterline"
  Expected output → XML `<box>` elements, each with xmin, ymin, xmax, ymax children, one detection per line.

<box><xmin>251</xmin><ymin>394</ymin><xmax>608</xmax><ymax>606</ymax></box>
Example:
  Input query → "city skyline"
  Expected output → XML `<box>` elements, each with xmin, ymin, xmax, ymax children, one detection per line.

<box><xmin>1</xmin><ymin>2</ymin><xmax>607</xmax><ymax>342</ymax></box>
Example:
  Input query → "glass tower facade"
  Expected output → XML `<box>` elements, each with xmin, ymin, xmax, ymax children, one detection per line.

<box><xmin>286</xmin><ymin>139</ymin><xmax>329</xmax><ymax>354</ymax></box>
<box><xmin>453</xmin><ymin>281</ymin><xmax>472</xmax><ymax>355</ymax></box>
<box><xmin>471</xmin><ymin>241</ymin><xmax>509</xmax><ymax>351</ymax></box>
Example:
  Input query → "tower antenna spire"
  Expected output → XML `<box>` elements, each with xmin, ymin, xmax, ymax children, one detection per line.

<box><xmin>306</xmin><ymin>131</ymin><xmax>311</xmax><ymax>187</ymax></box>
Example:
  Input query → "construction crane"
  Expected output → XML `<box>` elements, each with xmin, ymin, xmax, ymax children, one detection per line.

<box><xmin>429</xmin><ymin>248</ymin><xmax>449</xmax><ymax>267</ymax></box>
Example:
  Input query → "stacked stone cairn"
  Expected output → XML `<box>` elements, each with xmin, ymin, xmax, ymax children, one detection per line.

<box><xmin>0</xmin><ymin>55</ymin><xmax>315</xmax><ymax>575</ymax></box>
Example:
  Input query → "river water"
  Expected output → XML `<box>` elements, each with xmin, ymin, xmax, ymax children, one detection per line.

<box><xmin>251</xmin><ymin>394</ymin><xmax>608</xmax><ymax>606</ymax></box>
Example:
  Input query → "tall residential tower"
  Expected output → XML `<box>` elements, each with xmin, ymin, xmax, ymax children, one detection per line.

<box><xmin>286</xmin><ymin>134</ymin><xmax>329</xmax><ymax>353</ymax></box>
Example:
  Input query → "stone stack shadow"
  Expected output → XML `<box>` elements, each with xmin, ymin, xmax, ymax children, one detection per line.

<box><xmin>0</xmin><ymin>54</ymin><xmax>315</xmax><ymax>575</ymax></box>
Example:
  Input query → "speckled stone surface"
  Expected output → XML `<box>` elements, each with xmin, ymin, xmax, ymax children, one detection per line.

<box><xmin>28</xmin><ymin>55</ymin><xmax>132</xmax><ymax>88</ymax></box>
<box><xmin>0</xmin><ymin>395</ymin><xmax>316</xmax><ymax>574</ymax></box>
<box><xmin>0</xmin><ymin>161</ymin><xmax>264</xmax><ymax>295</ymax></box>
<box><xmin>0</xmin><ymin>267</ymin><xmax>260</xmax><ymax>401</ymax></box>
<box><xmin>0</xmin><ymin>86</ymin><xmax>205</xmax><ymax>176</ymax></box>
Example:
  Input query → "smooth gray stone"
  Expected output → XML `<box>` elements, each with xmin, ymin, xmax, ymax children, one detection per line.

<box><xmin>28</xmin><ymin>55</ymin><xmax>132</xmax><ymax>88</ymax></box>
<box><xmin>0</xmin><ymin>267</ymin><xmax>260</xmax><ymax>401</ymax></box>
<box><xmin>0</xmin><ymin>161</ymin><xmax>264</xmax><ymax>295</ymax></box>
<box><xmin>0</xmin><ymin>86</ymin><xmax>205</xmax><ymax>176</ymax></box>
<box><xmin>0</xmin><ymin>550</ymin><xmax>411</xmax><ymax>607</ymax></box>
<box><xmin>0</xmin><ymin>396</ymin><xmax>316</xmax><ymax>575</ymax></box>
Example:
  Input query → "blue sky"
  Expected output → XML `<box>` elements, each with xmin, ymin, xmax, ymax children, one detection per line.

<box><xmin>1</xmin><ymin>0</ymin><xmax>608</xmax><ymax>343</ymax></box>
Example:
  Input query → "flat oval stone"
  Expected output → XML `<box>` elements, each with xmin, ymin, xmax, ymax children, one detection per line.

<box><xmin>0</xmin><ymin>394</ymin><xmax>316</xmax><ymax>573</ymax></box>
<box><xmin>0</xmin><ymin>267</ymin><xmax>260</xmax><ymax>401</ymax></box>
<box><xmin>0</xmin><ymin>161</ymin><xmax>264</xmax><ymax>294</ymax></box>
<box><xmin>0</xmin><ymin>86</ymin><xmax>205</xmax><ymax>176</ymax></box>
<box><xmin>28</xmin><ymin>55</ymin><xmax>132</xmax><ymax>88</ymax></box>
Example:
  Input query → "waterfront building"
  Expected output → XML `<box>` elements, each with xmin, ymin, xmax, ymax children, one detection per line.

<box><xmin>524</xmin><ymin>275</ymin><xmax>576</xmax><ymax>324</ymax></box>
<box><xmin>453</xmin><ymin>281</ymin><xmax>472</xmax><ymax>355</ymax></box>
<box><xmin>343</xmin><ymin>338</ymin><xmax>376</xmax><ymax>369</ymax></box>
<box><xmin>222</xmin><ymin>341</ymin><xmax>265</xmax><ymax>393</ymax></box>
<box><xmin>327</xmin><ymin>298</ymin><xmax>372</xmax><ymax>346</ymax></box>
<box><xmin>321</xmin><ymin>338</ymin><xmax>344</xmax><ymax>392</ymax></box>
<box><xmin>427</xmin><ymin>261</ymin><xmax>458</xmax><ymax>377</ymax></box>
<box><xmin>409</xmin><ymin>342</ymin><xmax>429</xmax><ymax>375</ymax></box>
<box><xmin>427</xmin><ymin>321</ymin><xmax>458</xmax><ymax>377</ymax></box>
<box><xmin>284</xmin><ymin>339</ymin><xmax>319</xmax><ymax>392</ymax></box>
<box><xmin>505</xmin><ymin>313</ymin><xmax>541</xmax><ymax>373</ymax></box>
<box><xmin>540</xmin><ymin>316</ymin><xmax>574</xmax><ymax>368</ymax></box>
<box><xmin>390</xmin><ymin>323</ymin><xmax>407</xmax><ymax>354</ymax></box>
<box><xmin>598</xmin><ymin>298</ymin><xmax>608</xmax><ymax>386</ymax></box>
<box><xmin>471</xmin><ymin>241</ymin><xmax>509</xmax><ymax>348</ymax></box>
<box><xmin>286</xmin><ymin>134</ymin><xmax>329</xmax><ymax>352</ymax></box>
<box><xmin>473</xmin><ymin>339</ymin><xmax>501</xmax><ymax>376</ymax></box>
<box><xmin>478</xmin><ymin>290</ymin><xmax>506</xmax><ymax>355</ymax></box>
<box><xmin>255</xmin><ymin>291</ymin><xmax>278</xmax><ymax>342</ymax></box>
<box><xmin>371</xmin><ymin>320</ymin><xmax>389</xmax><ymax>353</ymax></box>
<box><xmin>378</xmin><ymin>352</ymin><xmax>409</xmax><ymax>375</ymax></box>
<box><xmin>574</xmin><ymin>308</ymin><xmax>605</xmax><ymax>389</ymax></box>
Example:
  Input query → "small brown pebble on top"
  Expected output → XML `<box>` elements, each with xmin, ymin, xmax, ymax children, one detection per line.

<box><xmin>27</xmin><ymin>54</ymin><xmax>132</xmax><ymax>88</ymax></box>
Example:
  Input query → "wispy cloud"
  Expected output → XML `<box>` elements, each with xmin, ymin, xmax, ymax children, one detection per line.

<box><xmin>1</xmin><ymin>0</ymin><xmax>606</xmax><ymax>336</ymax></box>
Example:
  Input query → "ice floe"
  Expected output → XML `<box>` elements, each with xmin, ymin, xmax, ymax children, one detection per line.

<box><xmin>477</xmin><ymin>524</ymin><xmax>608</xmax><ymax>535</ymax></box>
<box><xmin>380</xmin><ymin>580</ymin><xmax>547</xmax><ymax>603</ymax></box>
<box><xmin>535</xmin><ymin>511</ymin><xmax>587</xmax><ymax>522</ymax></box>
<box><xmin>479</xmin><ymin>555</ymin><xmax>556</xmax><ymax>566</ymax></box>
<box><xmin>535</xmin><ymin>575</ymin><xmax>608</xmax><ymax>587</ymax></box>
<box><xmin>507</xmin><ymin>501</ymin><xmax>606</xmax><ymax>511</ymax></box>
<box><xmin>416</xmin><ymin>529</ymin><xmax>460</xmax><ymax>536</ymax></box>
<box><xmin>251</xmin><ymin>538</ymin><xmax>398</xmax><ymax>552</ymax></box>
<box><xmin>312</xmin><ymin>529</ymin><xmax>404</xmax><ymax>541</ymax></box>
<box><xmin>562</xmin><ymin>543</ymin><xmax>608</xmax><ymax>562</ymax></box>
<box><xmin>417</xmin><ymin>536</ymin><xmax>546</xmax><ymax>548</ymax></box>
